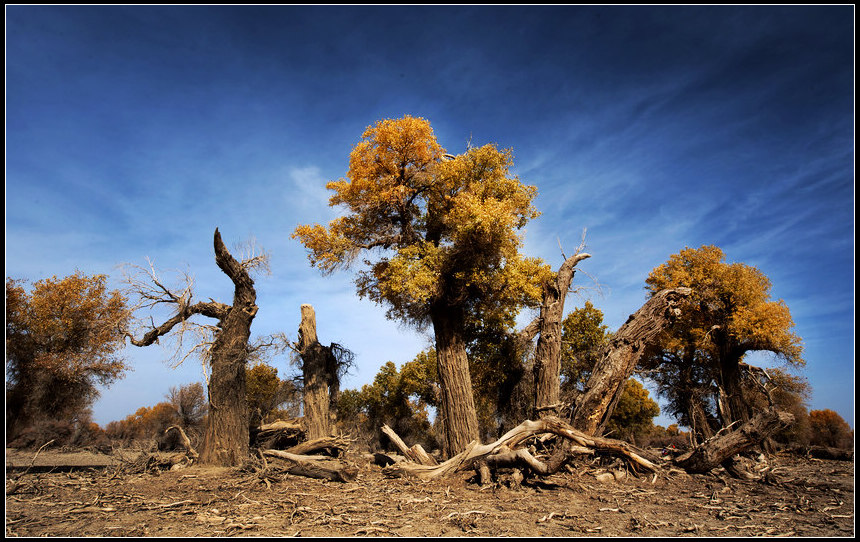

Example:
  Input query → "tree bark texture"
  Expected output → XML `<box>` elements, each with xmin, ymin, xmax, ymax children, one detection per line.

<box><xmin>199</xmin><ymin>229</ymin><xmax>258</xmax><ymax>466</ymax></box>
<box><xmin>431</xmin><ymin>302</ymin><xmax>480</xmax><ymax>458</ymax></box>
<box><xmin>298</xmin><ymin>304</ymin><xmax>332</xmax><ymax>440</ymax></box>
<box><xmin>571</xmin><ymin>287</ymin><xmax>692</xmax><ymax>436</ymax></box>
<box><xmin>531</xmin><ymin>252</ymin><xmax>590</xmax><ymax>418</ymax></box>
<box><xmin>718</xmin><ymin>350</ymin><xmax>752</xmax><ymax>430</ymax></box>
<box><xmin>674</xmin><ymin>409</ymin><xmax>795</xmax><ymax>473</ymax></box>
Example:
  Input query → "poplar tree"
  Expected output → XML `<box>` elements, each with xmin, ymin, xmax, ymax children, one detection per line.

<box><xmin>294</xmin><ymin>116</ymin><xmax>550</xmax><ymax>455</ymax></box>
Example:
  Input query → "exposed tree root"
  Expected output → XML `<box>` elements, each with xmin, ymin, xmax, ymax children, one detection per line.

<box><xmin>382</xmin><ymin>417</ymin><xmax>659</xmax><ymax>480</ymax></box>
<box><xmin>381</xmin><ymin>410</ymin><xmax>795</xmax><ymax>482</ymax></box>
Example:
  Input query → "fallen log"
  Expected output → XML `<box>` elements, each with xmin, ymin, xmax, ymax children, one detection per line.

<box><xmin>284</xmin><ymin>436</ymin><xmax>350</xmax><ymax>457</ymax></box>
<box><xmin>262</xmin><ymin>449</ymin><xmax>358</xmax><ymax>482</ymax></box>
<box><xmin>804</xmin><ymin>445</ymin><xmax>854</xmax><ymax>461</ymax></box>
<box><xmin>673</xmin><ymin>409</ymin><xmax>794</xmax><ymax>474</ymax></box>
<box><xmin>252</xmin><ymin>419</ymin><xmax>305</xmax><ymax>449</ymax></box>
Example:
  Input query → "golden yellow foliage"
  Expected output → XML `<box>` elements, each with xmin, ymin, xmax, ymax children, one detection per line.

<box><xmin>293</xmin><ymin>115</ymin><xmax>551</xmax><ymax>326</ymax></box>
<box><xmin>6</xmin><ymin>273</ymin><xmax>130</xmax><ymax>438</ymax></box>
<box><xmin>645</xmin><ymin>245</ymin><xmax>803</xmax><ymax>366</ymax></box>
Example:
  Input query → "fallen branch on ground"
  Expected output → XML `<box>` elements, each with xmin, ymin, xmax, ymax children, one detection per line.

<box><xmin>262</xmin><ymin>449</ymin><xmax>358</xmax><ymax>482</ymax></box>
<box><xmin>382</xmin><ymin>417</ymin><xmax>659</xmax><ymax>481</ymax></box>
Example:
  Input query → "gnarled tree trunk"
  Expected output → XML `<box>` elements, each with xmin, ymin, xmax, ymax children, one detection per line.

<box><xmin>128</xmin><ymin>228</ymin><xmax>259</xmax><ymax>467</ymax></box>
<box><xmin>198</xmin><ymin>230</ymin><xmax>258</xmax><ymax>466</ymax></box>
<box><xmin>571</xmin><ymin>287</ymin><xmax>691</xmax><ymax>435</ymax></box>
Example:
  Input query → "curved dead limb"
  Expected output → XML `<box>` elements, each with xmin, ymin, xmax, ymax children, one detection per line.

<box><xmin>164</xmin><ymin>425</ymin><xmax>199</xmax><ymax>461</ymax></box>
<box><xmin>382</xmin><ymin>417</ymin><xmax>659</xmax><ymax>480</ymax></box>
<box><xmin>381</xmin><ymin>425</ymin><xmax>437</xmax><ymax>466</ymax></box>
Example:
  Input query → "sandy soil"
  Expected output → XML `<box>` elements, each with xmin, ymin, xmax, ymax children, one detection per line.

<box><xmin>5</xmin><ymin>447</ymin><xmax>854</xmax><ymax>537</ymax></box>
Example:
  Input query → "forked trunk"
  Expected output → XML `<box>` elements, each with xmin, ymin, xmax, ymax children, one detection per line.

<box><xmin>126</xmin><ymin>229</ymin><xmax>258</xmax><ymax>467</ymax></box>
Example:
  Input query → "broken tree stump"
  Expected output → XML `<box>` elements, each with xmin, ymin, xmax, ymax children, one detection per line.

<box><xmin>298</xmin><ymin>304</ymin><xmax>333</xmax><ymax>440</ymax></box>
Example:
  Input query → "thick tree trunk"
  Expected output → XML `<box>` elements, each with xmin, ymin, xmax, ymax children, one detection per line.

<box><xmin>199</xmin><ymin>229</ymin><xmax>258</xmax><ymax>466</ymax></box>
<box><xmin>532</xmin><ymin>253</ymin><xmax>590</xmax><ymax>418</ymax></box>
<box><xmin>298</xmin><ymin>304</ymin><xmax>331</xmax><ymax>440</ymax></box>
<box><xmin>571</xmin><ymin>288</ymin><xmax>692</xmax><ymax>435</ymax></box>
<box><xmin>718</xmin><ymin>351</ymin><xmax>752</xmax><ymax>429</ymax></box>
<box><xmin>200</xmin><ymin>345</ymin><xmax>250</xmax><ymax>466</ymax></box>
<box><xmin>431</xmin><ymin>302</ymin><xmax>480</xmax><ymax>458</ymax></box>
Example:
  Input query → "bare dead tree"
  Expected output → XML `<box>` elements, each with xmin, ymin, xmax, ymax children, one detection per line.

<box><xmin>124</xmin><ymin>228</ymin><xmax>265</xmax><ymax>466</ymax></box>
<box><xmin>517</xmin><ymin>232</ymin><xmax>591</xmax><ymax>419</ymax></box>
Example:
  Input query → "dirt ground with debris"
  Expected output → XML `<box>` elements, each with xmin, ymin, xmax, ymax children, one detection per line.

<box><xmin>5</xmin><ymin>447</ymin><xmax>854</xmax><ymax>537</ymax></box>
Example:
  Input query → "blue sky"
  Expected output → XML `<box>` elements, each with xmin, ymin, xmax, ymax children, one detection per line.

<box><xmin>6</xmin><ymin>6</ymin><xmax>854</xmax><ymax>429</ymax></box>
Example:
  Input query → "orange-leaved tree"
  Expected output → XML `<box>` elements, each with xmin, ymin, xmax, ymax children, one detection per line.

<box><xmin>643</xmin><ymin>245</ymin><xmax>804</xmax><ymax>439</ymax></box>
<box><xmin>808</xmin><ymin>409</ymin><xmax>853</xmax><ymax>449</ymax></box>
<box><xmin>293</xmin><ymin>115</ymin><xmax>551</xmax><ymax>456</ymax></box>
<box><xmin>6</xmin><ymin>273</ymin><xmax>129</xmax><ymax>443</ymax></box>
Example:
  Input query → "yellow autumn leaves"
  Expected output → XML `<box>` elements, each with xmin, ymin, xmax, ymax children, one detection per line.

<box><xmin>646</xmin><ymin>245</ymin><xmax>803</xmax><ymax>366</ymax></box>
<box><xmin>293</xmin><ymin>115</ymin><xmax>551</xmax><ymax>325</ymax></box>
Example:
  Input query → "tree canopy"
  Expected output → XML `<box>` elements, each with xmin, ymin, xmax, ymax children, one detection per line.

<box><xmin>642</xmin><ymin>245</ymin><xmax>804</xmax><ymax>438</ymax></box>
<box><xmin>294</xmin><ymin>115</ymin><xmax>551</xmax><ymax>455</ymax></box>
<box><xmin>293</xmin><ymin>115</ymin><xmax>549</xmax><ymax>327</ymax></box>
<box><xmin>6</xmin><ymin>273</ymin><xmax>129</xmax><ymax>441</ymax></box>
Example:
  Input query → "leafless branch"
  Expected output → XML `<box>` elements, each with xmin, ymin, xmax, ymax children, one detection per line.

<box><xmin>232</xmin><ymin>236</ymin><xmax>271</xmax><ymax>276</ymax></box>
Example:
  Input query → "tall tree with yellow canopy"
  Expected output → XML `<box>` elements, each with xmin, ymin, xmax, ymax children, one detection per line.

<box><xmin>643</xmin><ymin>245</ymin><xmax>804</xmax><ymax>439</ymax></box>
<box><xmin>294</xmin><ymin>116</ymin><xmax>551</xmax><ymax>455</ymax></box>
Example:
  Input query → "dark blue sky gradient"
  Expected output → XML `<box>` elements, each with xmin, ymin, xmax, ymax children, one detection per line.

<box><xmin>6</xmin><ymin>6</ymin><xmax>854</xmax><ymax>427</ymax></box>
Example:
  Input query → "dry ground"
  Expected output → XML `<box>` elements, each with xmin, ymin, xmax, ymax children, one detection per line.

<box><xmin>5</xmin><ymin>447</ymin><xmax>854</xmax><ymax>537</ymax></box>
